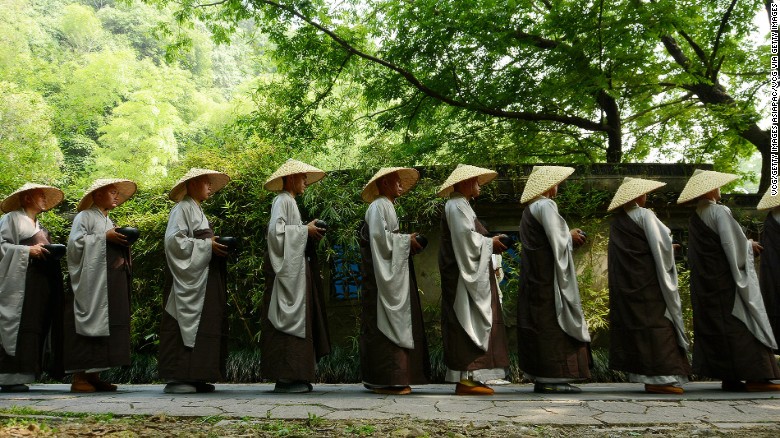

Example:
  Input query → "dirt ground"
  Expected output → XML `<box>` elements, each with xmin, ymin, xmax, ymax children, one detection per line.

<box><xmin>2</xmin><ymin>413</ymin><xmax>779</xmax><ymax>438</ymax></box>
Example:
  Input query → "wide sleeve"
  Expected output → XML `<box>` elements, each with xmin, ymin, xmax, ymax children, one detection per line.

<box><xmin>67</xmin><ymin>210</ymin><xmax>110</xmax><ymax>337</ymax></box>
<box><xmin>0</xmin><ymin>213</ymin><xmax>31</xmax><ymax>355</ymax></box>
<box><xmin>367</xmin><ymin>199</ymin><xmax>413</xmax><ymax>349</ymax></box>
<box><xmin>446</xmin><ymin>198</ymin><xmax>493</xmax><ymax>351</ymax></box>
<box><xmin>266</xmin><ymin>194</ymin><xmax>308</xmax><ymax>338</ymax></box>
<box><xmin>163</xmin><ymin>200</ymin><xmax>212</xmax><ymax>348</ymax></box>
<box><xmin>534</xmin><ymin>199</ymin><xmax>591</xmax><ymax>343</ymax></box>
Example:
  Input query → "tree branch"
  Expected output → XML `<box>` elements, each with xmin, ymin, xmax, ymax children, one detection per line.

<box><xmin>710</xmin><ymin>0</ymin><xmax>737</xmax><ymax>79</ymax></box>
<box><xmin>291</xmin><ymin>53</ymin><xmax>352</xmax><ymax>122</ymax></box>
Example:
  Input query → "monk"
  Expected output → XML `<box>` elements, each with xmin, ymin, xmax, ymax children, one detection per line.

<box><xmin>607</xmin><ymin>177</ymin><xmax>691</xmax><ymax>394</ymax></box>
<box><xmin>0</xmin><ymin>183</ymin><xmax>65</xmax><ymax>392</ymax></box>
<box><xmin>159</xmin><ymin>168</ymin><xmax>231</xmax><ymax>394</ymax></box>
<box><xmin>517</xmin><ymin>166</ymin><xmax>591</xmax><ymax>393</ymax></box>
<box><xmin>679</xmin><ymin>169</ymin><xmax>780</xmax><ymax>391</ymax></box>
<box><xmin>65</xmin><ymin>179</ymin><xmax>137</xmax><ymax>392</ymax></box>
<box><xmin>758</xmin><ymin>189</ymin><xmax>780</xmax><ymax>350</ymax></box>
<box><xmin>438</xmin><ymin>164</ymin><xmax>510</xmax><ymax>396</ymax></box>
<box><xmin>358</xmin><ymin>167</ymin><xmax>429</xmax><ymax>395</ymax></box>
<box><xmin>261</xmin><ymin>159</ymin><xmax>331</xmax><ymax>393</ymax></box>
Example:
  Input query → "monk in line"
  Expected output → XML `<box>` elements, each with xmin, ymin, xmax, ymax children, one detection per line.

<box><xmin>261</xmin><ymin>159</ymin><xmax>331</xmax><ymax>393</ymax></box>
<box><xmin>679</xmin><ymin>169</ymin><xmax>780</xmax><ymax>391</ymax></box>
<box><xmin>159</xmin><ymin>168</ymin><xmax>231</xmax><ymax>394</ymax></box>
<box><xmin>359</xmin><ymin>167</ymin><xmax>430</xmax><ymax>395</ymax></box>
<box><xmin>757</xmin><ymin>189</ymin><xmax>780</xmax><ymax>350</ymax></box>
<box><xmin>438</xmin><ymin>164</ymin><xmax>510</xmax><ymax>396</ymax></box>
<box><xmin>0</xmin><ymin>183</ymin><xmax>65</xmax><ymax>392</ymax></box>
<box><xmin>517</xmin><ymin>166</ymin><xmax>591</xmax><ymax>393</ymax></box>
<box><xmin>607</xmin><ymin>177</ymin><xmax>691</xmax><ymax>394</ymax></box>
<box><xmin>65</xmin><ymin>179</ymin><xmax>137</xmax><ymax>392</ymax></box>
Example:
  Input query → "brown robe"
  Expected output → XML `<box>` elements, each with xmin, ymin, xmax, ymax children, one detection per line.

<box><xmin>439</xmin><ymin>214</ymin><xmax>509</xmax><ymax>372</ymax></box>
<box><xmin>0</xmin><ymin>230</ymin><xmax>64</xmax><ymax>379</ymax></box>
<box><xmin>260</xmin><ymin>238</ymin><xmax>331</xmax><ymax>382</ymax></box>
<box><xmin>688</xmin><ymin>213</ymin><xmax>780</xmax><ymax>380</ymax></box>
<box><xmin>759</xmin><ymin>213</ymin><xmax>780</xmax><ymax>352</ymax></box>
<box><xmin>63</xmin><ymin>239</ymin><xmax>131</xmax><ymax>371</ymax></box>
<box><xmin>517</xmin><ymin>208</ymin><xmax>591</xmax><ymax>379</ymax></box>
<box><xmin>358</xmin><ymin>221</ymin><xmax>430</xmax><ymax>386</ymax></box>
<box><xmin>159</xmin><ymin>228</ymin><xmax>228</xmax><ymax>382</ymax></box>
<box><xmin>608</xmin><ymin>211</ymin><xmax>691</xmax><ymax>376</ymax></box>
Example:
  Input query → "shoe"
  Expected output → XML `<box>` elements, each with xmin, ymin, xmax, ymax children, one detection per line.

<box><xmin>721</xmin><ymin>380</ymin><xmax>746</xmax><ymax>392</ymax></box>
<box><xmin>86</xmin><ymin>373</ymin><xmax>117</xmax><ymax>392</ymax></box>
<box><xmin>645</xmin><ymin>384</ymin><xmax>684</xmax><ymax>394</ymax></box>
<box><xmin>455</xmin><ymin>382</ymin><xmax>494</xmax><ymax>395</ymax></box>
<box><xmin>371</xmin><ymin>385</ymin><xmax>412</xmax><ymax>395</ymax></box>
<box><xmin>164</xmin><ymin>382</ymin><xmax>197</xmax><ymax>394</ymax></box>
<box><xmin>1</xmin><ymin>384</ymin><xmax>30</xmax><ymax>393</ymax></box>
<box><xmin>744</xmin><ymin>381</ymin><xmax>780</xmax><ymax>392</ymax></box>
<box><xmin>533</xmin><ymin>383</ymin><xmax>582</xmax><ymax>394</ymax></box>
<box><xmin>485</xmin><ymin>379</ymin><xmax>511</xmax><ymax>386</ymax></box>
<box><xmin>70</xmin><ymin>372</ymin><xmax>96</xmax><ymax>393</ymax></box>
<box><xmin>273</xmin><ymin>381</ymin><xmax>312</xmax><ymax>393</ymax></box>
<box><xmin>193</xmin><ymin>382</ymin><xmax>215</xmax><ymax>393</ymax></box>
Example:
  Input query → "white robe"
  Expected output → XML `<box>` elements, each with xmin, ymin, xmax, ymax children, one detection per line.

<box><xmin>445</xmin><ymin>194</ymin><xmax>493</xmax><ymax>352</ymax></box>
<box><xmin>366</xmin><ymin>196</ymin><xmax>413</xmax><ymax>349</ymax></box>
<box><xmin>0</xmin><ymin>210</ymin><xmax>38</xmax><ymax>356</ymax></box>
<box><xmin>267</xmin><ymin>192</ymin><xmax>308</xmax><ymax>339</ymax></box>
<box><xmin>164</xmin><ymin>196</ymin><xmax>212</xmax><ymax>349</ymax></box>
<box><xmin>67</xmin><ymin>207</ymin><xmax>113</xmax><ymax>337</ymax></box>
<box><xmin>528</xmin><ymin>197</ymin><xmax>591</xmax><ymax>343</ymax></box>
<box><xmin>696</xmin><ymin>199</ymin><xmax>777</xmax><ymax>350</ymax></box>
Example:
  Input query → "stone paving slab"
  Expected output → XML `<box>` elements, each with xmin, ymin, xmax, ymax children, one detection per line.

<box><xmin>1</xmin><ymin>382</ymin><xmax>779</xmax><ymax>426</ymax></box>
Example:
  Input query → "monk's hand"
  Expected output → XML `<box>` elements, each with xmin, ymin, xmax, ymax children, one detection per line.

<box><xmin>410</xmin><ymin>232</ymin><xmax>423</xmax><ymax>255</ymax></box>
<box><xmin>29</xmin><ymin>243</ymin><xmax>48</xmax><ymax>259</ymax></box>
<box><xmin>307</xmin><ymin>219</ymin><xmax>324</xmax><ymax>240</ymax></box>
<box><xmin>492</xmin><ymin>235</ymin><xmax>507</xmax><ymax>254</ymax></box>
<box><xmin>672</xmin><ymin>243</ymin><xmax>682</xmax><ymax>254</ymax></box>
<box><xmin>211</xmin><ymin>236</ymin><xmax>228</xmax><ymax>257</ymax></box>
<box><xmin>571</xmin><ymin>228</ymin><xmax>586</xmax><ymax>247</ymax></box>
<box><xmin>750</xmin><ymin>239</ymin><xmax>763</xmax><ymax>256</ymax></box>
<box><xmin>106</xmin><ymin>228</ymin><xmax>129</xmax><ymax>246</ymax></box>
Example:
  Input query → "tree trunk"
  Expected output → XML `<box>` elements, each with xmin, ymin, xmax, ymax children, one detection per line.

<box><xmin>598</xmin><ymin>90</ymin><xmax>623</xmax><ymax>163</ymax></box>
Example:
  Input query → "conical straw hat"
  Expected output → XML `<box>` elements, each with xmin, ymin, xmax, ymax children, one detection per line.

<box><xmin>520</xmin><ymin>166</ymin><xmax>574</xmax><ymax>203</ymax></box>
<box><xmin>676</xmin><ymin>169</ymin><xmax>737</xmax><ymax>204</ymax></box>
<box><xmin>169</xmin><ymin>168</ymin><xmax>231</xmax><ymax>202</ymax></box>
<box><xmin>1</xmin><ymin>183</ymin><xmax>64</xmax><ymax>213</ymax></box>
<box><xmin>264</xmin><ymin>159</ymin><xmax>325</xmax><ymax>192</ymax></box>
<box><xmin>78</xmin><ymin>179</ymin><xmax>137</xmax><ymax>211</ymax></box>
<box><xmin>607</xmin><ymin>177</ymin><xmax>667</xmax><ymax>212</ymax></box>
<box><xmin>361</xmin><ymin>167</ymin><xmax>419</xmax><ymax>203</ymax></box>
<box><xmin>757</xmin><ymin>188</ymin><xmax>780</xmax><ymax>211</ymax></box>
<box><xmin>437</xmin><ymin>164</ymin><xmax>498</xmax><ymax>197</ymax></box>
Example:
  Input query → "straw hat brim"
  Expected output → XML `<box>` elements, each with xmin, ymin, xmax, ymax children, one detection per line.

<box><xmin>520</xmin><ymin>166</ymin><xmax>575</xmax><ymax>203</ymax></box>
<box><xmin>676</xmin><ymin>170</ymin><xmax>738</xmax><ymax>204</ymax></box>
<box><xmin>1</xmin><ymin>183</ymin><xmax>64</xmax><ymax>213</ymax></box>
<box><xmin>757</xmin><ymin>189</ymin><xmax>780</xmax><ymax>210</ymax></box>
<box><xmin>361</xmin><ymin>167</ymin><xmax>420</xmax><ymax>203</ymax></box>
<box><xmin>437</xmin><ymin>165</ymin><xmax>498</xmax><ymax>197</ymax></box>
<box><xmin>264</xmin><ymin>159</ymin><xmax>325</xmax><ymax>192</ymax></box>
<box><xmin>169</xmin><ymin>168</ymin><xmax>231</xmax><ymax>202</ymax></box>
<box><xmin>607</xmin><ymin>178</ymin><xmax>667</xmax><ymax>212</ymax></box>
<box><xmin>78</xmin><ymin>179</ymin><xmax>137</xmax><ymax>211</ymax></box>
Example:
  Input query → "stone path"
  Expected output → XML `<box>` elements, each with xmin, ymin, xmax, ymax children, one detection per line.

<box><xmin>1</xmin><ymin>382</ymin><xmax>779</xmax><ymax>428</ymax></box>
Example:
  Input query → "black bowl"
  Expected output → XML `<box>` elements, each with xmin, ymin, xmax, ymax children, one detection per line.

<box><xmin>498</xmin><ymin>234</ymin><xmax>513</xmax><ymax>249</ymax></box>
<box><xmin>414</xmin><ymin>234</ymin><xmax>428</xmax><ymax>250</ymax></box>
<box><xmin>116</xmin><ymin>227</ymin><xmax>140</xmax><ymax>245</ymax></box>
<box><xmin>43</xmin><ymin>244</ymin><xmax>66</xmax><ymax>260</ymax></box>
<box><xmin>314</xmin><ymin>220</ymin><xmax>328</xmax><ymax>234</ymax></box>
<box><xmin>216</xmin><ymin>236</ymin><xmax>238</xmax><ymax>251</ymax></box>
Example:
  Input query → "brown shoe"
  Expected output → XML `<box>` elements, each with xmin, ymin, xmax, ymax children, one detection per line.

<box><xmin>70</xmin><ymin>372</ymin><xmax>96</xmax><ymax>393</ymax></box>
<box><xmin>645</xmin><ymin>384</ymin><xmax>684</xmax><ymax>394</ymax></box>
<box><xmin>371</xmin><ymin>386</ymin><xmax>412</xmax><ymax>395</ymax></box>
<box><xmin>744</xmin><ymin>381</ymin><xmax>780</xmax><ymax>392</ymax></box>
<box><xmin>86</xmin><ymin>374</ymin><xmax>117</xmax><ymax>392</ymax></box>
<box><xmin>721</xmin><ymin>380</ymin><xmax>746</xmax><ymax>392</ymax></box>
<box><xmin>455</xmin><ymin>382</ymin><xmax>494</xmax><ymax>395</ymax></box>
